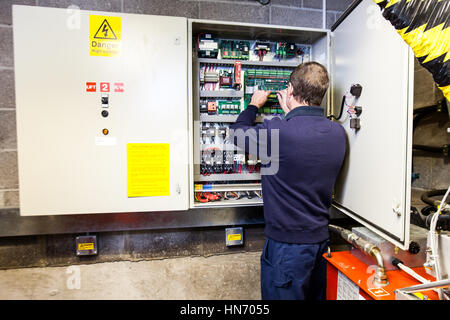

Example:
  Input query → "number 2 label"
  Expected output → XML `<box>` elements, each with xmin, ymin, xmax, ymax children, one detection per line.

<box><xmin>100</xmin><ymin>82</ymin><xmax>110</xmax><ymax>92</ymax></box>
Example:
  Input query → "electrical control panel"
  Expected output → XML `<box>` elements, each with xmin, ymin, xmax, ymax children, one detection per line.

<box><xmin>189</xmin><ymin>21</ymin><xmax>328</xmax><ymax>208</ymax></box>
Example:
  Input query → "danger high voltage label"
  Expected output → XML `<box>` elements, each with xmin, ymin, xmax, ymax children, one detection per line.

<box><xmin>89</xmin><ymin>15</ymin><xmax>121</xmax><ymax>57</ymax></box>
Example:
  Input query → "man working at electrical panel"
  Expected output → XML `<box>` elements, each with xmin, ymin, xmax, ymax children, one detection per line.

<box><xmin>231</xmin><ymin>62</ymin><xmax>346</xmax><ymax>300</ymax></box>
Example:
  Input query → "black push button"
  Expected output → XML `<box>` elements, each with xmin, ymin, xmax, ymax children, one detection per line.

<box><xmin>101</xmin><ymin>110</ymin><xmax>109</xmax><ymax>117</ymax></box>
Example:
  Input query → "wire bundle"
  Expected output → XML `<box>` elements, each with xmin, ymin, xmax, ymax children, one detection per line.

<box><xmin>195</xmin><ymin>192</ymin><xmax>222</xmax><ymax>203</ymax></box>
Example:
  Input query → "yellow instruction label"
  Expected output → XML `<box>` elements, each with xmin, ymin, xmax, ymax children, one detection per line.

<box><xmin>413</xmin><ymin>292</ymin><xmax>429</xmax><ymax>300</ymax></box>
<box><xmin>89</xmin><ymin>15</ymin><xmax>121</xmax><ymax>57</ymax></box>
<box><xmin>228</xmin><ymin>234</ymin><xmax>242</xmax><ymax>242</ymax></box>
<box><xmin>78</xmin><ymin>243</ymin><xmax>94</xmax><ymax>251</ymax></box>
<box><xmin>127</xmin><ymin>143</ymin><xmax>170</xmax><ymax>197</ymax></box>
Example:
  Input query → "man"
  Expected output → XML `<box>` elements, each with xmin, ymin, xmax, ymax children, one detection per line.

<box><xmin>231</xmin><ymin>62</ymin><xmax>346</xmax><ymax>300</ymax></box>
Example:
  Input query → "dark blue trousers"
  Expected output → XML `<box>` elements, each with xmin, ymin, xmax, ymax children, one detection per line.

<box><xmin>261</xmin><ymin>237</ymin><xmax>329</xmax><ymax>300</ymax></box>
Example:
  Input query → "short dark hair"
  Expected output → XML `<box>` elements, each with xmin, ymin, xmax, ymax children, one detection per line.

<box><xmin>289</xmin><ymin>62</ymin><xmax>329</xmax><ymax>106</ymax></box>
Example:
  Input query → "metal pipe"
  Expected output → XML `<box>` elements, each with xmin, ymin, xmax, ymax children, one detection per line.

<box><xmin>329</xmin><ymin>224</ymin><xmax>389</xmax><ymax>286</ymax></box>
<box><xmin>397</xmin><ymin>279</ymin><xmax>450</xmax><ymax>294</ymax></box>
<box><xmin>413</xmin><ymin>144</ymin><xmax>449</xmax><ymax>156</ymax></box>
<box><xmin>421</xmin><ymin>189</ymin><xmax>449</xmax><ymax>207</ymax></box>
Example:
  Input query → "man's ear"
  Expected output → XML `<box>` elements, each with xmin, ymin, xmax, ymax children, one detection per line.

<box><xmin>287</xmin><ymin>83</ymin><xmax>294</xmax><ymax>96</ymax></box>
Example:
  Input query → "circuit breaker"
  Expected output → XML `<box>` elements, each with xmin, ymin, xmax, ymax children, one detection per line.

<box><xmin>13</xmin><ymin>0</ymin><xmax>415</xmax><ymax>250</ymax></box>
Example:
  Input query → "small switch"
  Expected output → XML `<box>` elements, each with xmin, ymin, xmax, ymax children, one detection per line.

<box><xmin>101</xmin><ymin>94</ymin><xmax>109</xmax><ymax>107</ymax></box>
<box><xmin>101</xmin><ymin>110</ymin><xmax>109</xmax><ymax>117</ymax></box>
<box><xmin>350</xmin><ymin>84</ymin><xmax>362</xmax><ymax>98</ymax></box>
<box><xmin>350</xmin><ymin>118</ymin><xmax>361</xmax><ymax>130</ymax></box>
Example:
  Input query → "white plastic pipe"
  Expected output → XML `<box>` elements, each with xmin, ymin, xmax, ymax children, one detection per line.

<box><xmin>429</xmin><ymin>185</ymin><xmax>450</xmax><ymax>300</ymax></box>
<box><xmin>397</xmin><ymin>262</ymin><xmax>430</xmax><ymax>285</ymax></box>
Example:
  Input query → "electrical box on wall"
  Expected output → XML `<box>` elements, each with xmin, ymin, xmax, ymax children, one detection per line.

<box><xmin>13</xmin><ymin>0</ymin><xmax>414</xmax><ymax>249</ymax></box>
<box><xmin>13</xmin><ymin>6</ymin><xmax>190</xmax><ymax>215</ymax></box>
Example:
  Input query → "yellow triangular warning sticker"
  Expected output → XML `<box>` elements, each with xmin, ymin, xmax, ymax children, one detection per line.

<box><xmin>89</xmin><ymin>15</ymin><xmax>121</xmax><ymax>57</ymax></box>
<box><xmin>93</xmin><ymin>19</ymin><xmax>117</xmax><ymax>40</ymax></box>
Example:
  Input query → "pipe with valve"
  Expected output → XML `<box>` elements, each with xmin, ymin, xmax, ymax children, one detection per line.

<box><xmin>328</xmin><ymin>224</ymin><xmax>389</xmax><ymax>287</ymax></box>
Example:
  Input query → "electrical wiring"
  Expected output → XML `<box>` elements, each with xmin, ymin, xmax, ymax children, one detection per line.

<box><xmin>246</xmin><ymin>191</ymin><xmax>258</xmax><ymax>199</ymax></box>
<box><xmin>195</xmin><ymin>192</ymin><xmax>208</xmax><ymax>203</ymax></box>
<box><xmin>195</xmin><ymin>192</ymin><xmax>223</xmax><ymax>203</ymax></box>
<box><xmin>329</xmin><ymin>90</ymin><xmax>357</xmax><ymax>120</ymax></box>
<box><xmin>225</xmin><ymin>191</ymin><xmax>240</xmax><ymax>200</ymax></box>
<box><xmin>329</xmin><ymin>95</ymin><xmax>346</xmax><ymax>120</ymax></box>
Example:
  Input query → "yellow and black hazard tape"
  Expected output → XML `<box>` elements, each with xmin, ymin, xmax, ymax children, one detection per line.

<box><xmin>373</xmin><ymin>0</ymin><xmax>449</xmax><ymax>100</ymax></box>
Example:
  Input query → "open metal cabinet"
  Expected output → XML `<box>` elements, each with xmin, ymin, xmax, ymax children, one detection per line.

<box><xmin>12</xmin><ymin>0</ymin><xmax>414</xmax><ymax>249</ymax></box>
<box><xmin>187</xmin><ymin>20</ymin><xmax>330</xmax><ymax>209</ymax></box>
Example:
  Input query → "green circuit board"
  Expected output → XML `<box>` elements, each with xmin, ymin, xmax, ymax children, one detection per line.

<box><xmin>243</xmin><ymin>68</ymin><xmax>292</xmax><ymax>114</ymax></box>
<box><xmin>220</xmin><ymin>40</ymin><xmax>250</xmax><ymax>60</ymax></box>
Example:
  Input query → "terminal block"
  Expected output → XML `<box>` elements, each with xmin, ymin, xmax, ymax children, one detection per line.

<box><xmin>218</xmin><ymin>100</ymin><xmax>240</xmax><ymax>115</ymax></box>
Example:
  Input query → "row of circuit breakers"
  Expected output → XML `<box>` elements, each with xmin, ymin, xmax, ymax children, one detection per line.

<box><xmin>193</xmin><ymin>34</ymin><xmax>310</xmax><ymax>206</ymax></box>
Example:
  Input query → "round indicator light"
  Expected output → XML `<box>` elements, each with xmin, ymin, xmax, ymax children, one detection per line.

<box><xmin>102</xmin><ymin>128</ymin><xmax>109</xmax><ymax>135</ymax></box>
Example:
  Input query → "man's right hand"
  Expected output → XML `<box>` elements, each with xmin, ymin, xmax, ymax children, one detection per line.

<box><xmin>277</xmin><ymin>89</ymin><xmax>290</xmax><ymax>114</ymax></box>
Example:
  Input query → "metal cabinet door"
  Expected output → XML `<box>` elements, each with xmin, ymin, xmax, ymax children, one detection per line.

<box><xmin>331</xmin><ymin>0</ymin><xmax>414</xmax><ymax>249</ymax></box>
<box><xmin>13</xmin><ymin>6</ymin><xmax>189</xmax><ymax>215</ymax></box>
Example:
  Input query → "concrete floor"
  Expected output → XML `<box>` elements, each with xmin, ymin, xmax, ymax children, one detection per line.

<box><xmin>0</xmin><ymin>252</ymin><xmax>261</xmax><ymax>300</ymax></box>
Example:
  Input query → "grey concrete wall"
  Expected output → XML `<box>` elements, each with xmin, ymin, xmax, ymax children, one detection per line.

<box><xmin>0</xmin><ymin>227</ymin><xmax>267</xmax><ymax>269</ymax></box>
<box><xmin>0</xmin><ymin>0</ymin><xmax>353</xmax><ymax>269</ymax></box>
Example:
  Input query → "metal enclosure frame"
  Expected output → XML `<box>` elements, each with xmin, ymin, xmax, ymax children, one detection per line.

<box><xmin>187</xmin><ymin>18</ymin><xmax>330</xmax><ymax>209</ymax></box>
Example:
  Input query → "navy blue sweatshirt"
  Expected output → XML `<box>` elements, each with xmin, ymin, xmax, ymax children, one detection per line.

<box><xmin>231</xmin><ymin>105</ymin><xmax>346</xmax><ymax>244</ymax></box>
